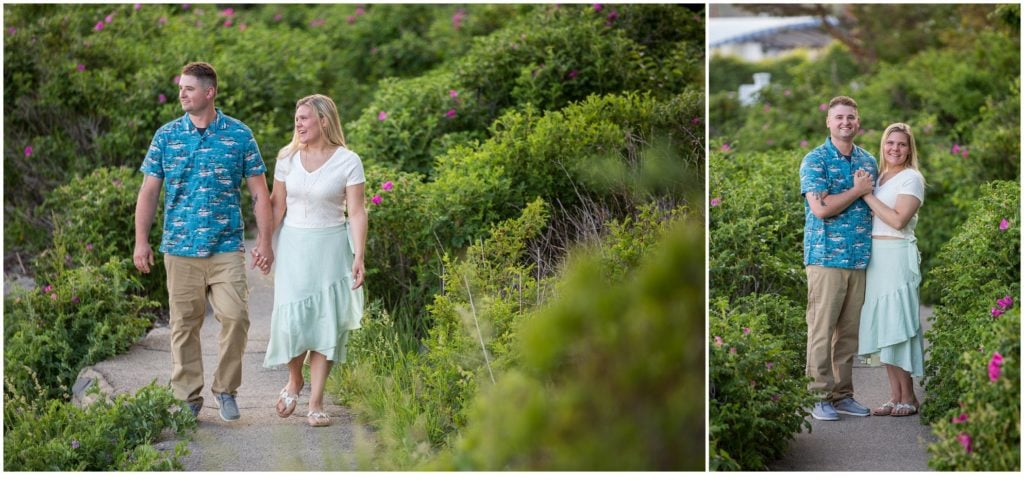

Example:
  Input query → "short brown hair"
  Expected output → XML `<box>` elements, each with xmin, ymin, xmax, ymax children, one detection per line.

<box><xmin>828</xmin><ymin>95</ymin><xmax>858</xmax><ymax>111</ymax></box>
<box><xmin>181</xmin><ymin>61</ymin><xmax>217</xmax><ymax>90</ymax></box>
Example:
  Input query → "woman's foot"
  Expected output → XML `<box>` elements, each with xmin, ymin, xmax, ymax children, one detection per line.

<box><xmin>872</xmin><ymin>400</ymin><xmax>897</xmax><ymax>416</ymax></box>
<box><xmin>307</xmin><ymin>410</ymin><xmax>331</xmax><ymax>427</ymax></box>
<box><xmin>275</xmin><ymin>382</ymin><xmax>304</xmax><ymax>418</ymax></box>
<box><xmin>892</xmin><ymin>402</ymin><xmax>918</xmax><ymax>417</ymax></box>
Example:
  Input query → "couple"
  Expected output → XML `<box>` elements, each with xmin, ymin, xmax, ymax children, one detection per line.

<box><xmin>133</xmin><ymin>62</ymin><xmax>365</xmax><ymax>428</ymax></box>
<box><xmin>800</xmin><ymin>96</ymin><xmax>926</xmax><ymax>421</ymax></box>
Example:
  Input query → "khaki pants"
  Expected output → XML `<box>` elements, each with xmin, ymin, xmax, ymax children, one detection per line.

<box><xmin>805</xmin><ymin>265</ymin><xmax>865</xmax><ymax>402</ymax></box>
<box><xmin>165</xmin><ymin>252</ymin><xmax>249</xmax><ymax>404</ymax></box>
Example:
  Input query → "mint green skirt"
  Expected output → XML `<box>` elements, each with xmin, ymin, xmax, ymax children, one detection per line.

<box><xmin>263</xmin><ymin>224</ymin><xmax>363</xmax><ymax>368</ymax></box>
<box><xmin>858</xmin><ymin>238</ymin><xmax>924</xmax><ymax>377</ymax></box>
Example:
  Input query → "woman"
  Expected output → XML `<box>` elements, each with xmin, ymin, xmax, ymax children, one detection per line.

<box><xmin>858</xmin><ymin>122</ymin><xmax>925</xmax><ymax>417</ymax></box>
<box><xmin>262</xmin><ymin>94</ymin><xmax>367</xmax><ymax>427</ymax></box>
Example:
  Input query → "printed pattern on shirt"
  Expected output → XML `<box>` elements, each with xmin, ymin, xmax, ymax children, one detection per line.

<box><xmin>799</xmin><ymin>137</ymin><xmax>878</xmax><ymax>269</ymax></box>
<box><xmin>140</xmin><ymin>109</ymin><xmax>266</xmax><ymax>257</ymax></box>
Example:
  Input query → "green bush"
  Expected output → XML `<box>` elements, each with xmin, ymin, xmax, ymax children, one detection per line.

<box><xmin>708</xmin><ymin>295</ymin><xmax>815</xmax><ymax>471</ymax></box>
<box><xmin>435</xmin><ymin>213</ymin><xmax>703</xmax><ymax>470</ymax></box>
<box><xmin>362</xmin><ymin>91</ymin><xmax>702</xmax><ymax>314</ymax></box>
<box><xmin>3</xmin><ymin>257</ymin><xmax>158</xmax><ymax>402</ymax></box>
<box><xmin>709</xmin><ymin>149</ymin><xmax>807</xmax><ymax>303</ymax></box>
<box><xmin>927</xmin><ymin>307</ymin><xmax>1019</xmax><ymax>471</ymax></box>
<box><xmin>347</xmin><ymin>4</ymin><xmax>701</xmax><ymax>177</ymax></box>
<box><xmin>4</xmin><ymin>382</ymin><xmax>196</xmax><ymax>471</ymax></box>
<box><xmin>335</xmin><ymin>199</ymin><xmax>550</xmax><ymax>469</ymax></box>
<box><xmin>922</xmin><ymin>180</ymin><xmax>1020</xmax><ymax>424</ymax></box>
<box><xmin>31</xmin><ymin>166</ymin><xmax>166</xmax><ymax>305</ymax></box>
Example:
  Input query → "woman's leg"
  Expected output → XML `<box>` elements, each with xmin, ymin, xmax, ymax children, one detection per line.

<box><xmin>287</xmin><ymin>352</ymin><xmax>305</xmax><ymax>395</ymax></box>
<box><xmin>892</xmin><ymin>366</ymin><xmax>918</xmax><ymax>415</ymax></box>
<box><xmin>884</xmin><ymin>364</ymin><xmax>902</xmax><ymax>402</ymax></box>
<box><xmin>307</xmin><ymin>351</ymin><xmax>334</xmax><ymax>414</ymax></box>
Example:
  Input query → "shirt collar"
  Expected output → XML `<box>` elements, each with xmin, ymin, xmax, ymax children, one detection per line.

<box><xmin>181</xmin><ymin>109</ymin><xmax>225</xmax><ymax>134</ymax></box>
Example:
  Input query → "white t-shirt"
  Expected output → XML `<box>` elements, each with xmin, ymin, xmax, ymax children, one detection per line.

<box><xmin>274</xmin><ymin>147</ymin><xmax>366</xmax><ymax>228</ymax></box>
<box><xmin>871</xmin><ymin>168</ymin><xmax>924</xmax><ymax>239</ymax></box>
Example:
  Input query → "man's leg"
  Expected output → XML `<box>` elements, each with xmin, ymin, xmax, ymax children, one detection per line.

<box><xmin>805</xmin><ymin>266</ymin><xmax>848</xmax><ymax>397</ymax></box>
<box><xmin>165</xmin><ymin>255</ymin><xmax>208</xmax><ymax>406</ymax></box>
<box><xmin>206</xmin><ymin>252</ymin><xmax>250</xmax><ymax>397</ymax></box>
<box><xmin>832</xmin><ymin>268</ymin><xmax>865</xmax><ymax>401</ymax></box>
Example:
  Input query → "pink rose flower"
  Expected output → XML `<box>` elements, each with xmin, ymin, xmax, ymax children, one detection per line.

<box><xmin>445</xmin><ymin>109</ymin><xmax>457</xmax><ymax>118</ymax></box>
<box><xmin>371</xmin><ymin>194</ymin><xmax>383</xmax><ymax>205</ymax></box>
<box><xmin>382</xmin><ymin>181</ymin><xmax>394</xmax><ymax>192</ymax></box>
<box><xmin>988</xmin><ymin>352</ymin><xmax>1004</xmax><ymax>382</ymax></box>
<box><xmin>952</xmin><ymin>413</ymin><xmax>968</xmax><ymax>424</ymax></box>
<box><xmin>24</xmin><ymin>146</ymin><xmax>32</xmax><ymax>157</ymax></box>
<box><xmin>714</xmin><ymin>336</ymin><xmax>723</xmax><ymax>346</ymax></box>
<box><xmin>710</xmin><ymin>197</ymin><xmax>721</xmax><ymax>207</ymax></box>
<box><xmin>378</xmin><ymin>111</ymin><xmax>388</xmax><ymax>121</ymax></box>
<box><xmin>956</xmin><ymin>432</ymin><xmax>973</xmax><ymax>453</ymax></box>
<box><xmin>999</xmin><ymin>218</ymin><xmax>1010</xmax><ymax>231</ymax></box>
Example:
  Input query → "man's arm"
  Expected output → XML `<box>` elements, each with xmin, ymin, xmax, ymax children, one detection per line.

<box><xmin>246</xmin><ymin>173</ymin><xmax>274</xmax><ymax>273</ymax></box>
<box><xmin>134</xmin><ymin>175</ymin><xmax>163</xmax><ymax>274</ymax></box>
<box><xmin>805</xmin><ymin>170</ymin><xmax>873</xmax><ymax>219</ymax></box>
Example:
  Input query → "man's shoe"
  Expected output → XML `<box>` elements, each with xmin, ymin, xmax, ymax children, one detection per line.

<box><xmin>187</xmin><ymin>400</ymin><xmax>202</xmax><ymax>418</ymax></box>
<box><xmin>833</xmin><ymin>397</ymin><xmax>870</xmax><ymax>417</ymax></box>
<box><xmin>214</xmin><ymin>392</ymin><xmax>240</xmax><ymax>421</ymax></box>
<box><xmin>811</xmin><ymin>401</ymin><xmax>840</xmax><ymax>421</ymax></box>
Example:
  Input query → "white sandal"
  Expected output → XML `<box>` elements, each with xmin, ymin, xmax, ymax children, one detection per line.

<box><xmin>276</xmin><ymin>388</ymin><xmax>299</xmax><ymax>418</ymax></box>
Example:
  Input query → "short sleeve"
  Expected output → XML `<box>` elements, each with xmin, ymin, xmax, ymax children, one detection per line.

<box><xmin>242</xmin><ymin>135</ymin><xmax>267</xmax><ymax>178</ymax></box>
<box><xmin>898</xmin><ymin>171</ymin><xmax>925</xmax><ymax>204</ymax></box>
<box><xmin>345</xmin><ymin>151</ymin><xmax>366</xmax><ymax>187</ymax></box>
<box><xmin>274</xmin><ymin>154</ymin><xmax>292</xmax><ymax>182</ymax></box>
<box><xmin>140</xmin><ymin>132</ymin><xmax>165</xmax><ymax>178</ymax></box>
<box><xmin>800</xmin><ymin>153</ymin><xmax>827</xmax><ymax>196</ymax></box>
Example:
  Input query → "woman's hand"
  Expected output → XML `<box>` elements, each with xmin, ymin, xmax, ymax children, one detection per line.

<box><xmin>351</xmin><ymin>257</ymin><xmax>364</xmax><ymax>290</ymax></box>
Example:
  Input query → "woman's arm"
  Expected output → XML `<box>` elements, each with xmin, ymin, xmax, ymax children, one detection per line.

<box><xmin>346</xmin><ymin>183</ymin><xmax>367</xmax><ymax>290</ymax></box>
<box><xmin>270</xmin><ymin>179</ymin><xmax>287</xmax><ymax>233</ymax></box>
<box><xmin>864</xmin><ymin>193</ymin><xmax>921</xmax><ymax>231</ymax></box>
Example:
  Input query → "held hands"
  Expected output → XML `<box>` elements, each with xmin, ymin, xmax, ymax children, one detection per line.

<box><xmin>251</xmin><ymin>241</ymin><xmax>274</xmax><ymax>274</ymax></box>
<box><xmin>853</xmin><ymin>169</ymin><xmax>874</xmax><ymax>196</ymax></box>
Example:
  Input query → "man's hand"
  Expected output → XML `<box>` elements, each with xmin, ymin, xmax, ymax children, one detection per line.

<box><xmin>134</xmin><ymin>242</ymin><xmax>155</xmax><ymax>274</ymax></box>
<box><xmin>251</xmin><ymin>244</ymin><xmax>273</xmax><ymax>274</ymax></box>
<box><xmin>853</xmin><ymin>169</ymin><xmax>874</xmax><ymax>196</ymax></box>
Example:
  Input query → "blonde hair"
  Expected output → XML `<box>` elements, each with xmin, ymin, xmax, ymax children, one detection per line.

<box><xmin>276</xmin><ymin>94</ymin><xmax>347</xmax><ymax>160</ymax></box>
<box><xmin>878</xmin><ymin>122</ymin><xmax>924</xmax><ymax>183</ymax></box>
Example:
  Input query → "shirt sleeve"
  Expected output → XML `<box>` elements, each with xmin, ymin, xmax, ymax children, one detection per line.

<box><xmin>273</xmin><ymin>154</ymin><xmax>291</xmax><ymax>182</ymax></box>
<box><xmin>242</xmin><ymin>134</ymin><xmax>267</xmax><ymax>178</ymax></box>
<box><xmin>140</xmin><ymin>132</ymin><xmax>165</xmax><ymax>178</ymax></box>
<box><xmin>899</xmin><ymin>171</ymin><xmax>925</xmax><ymax>204</ymax></box>
<box><xmin>345</xmin><ymin>151</ymin><xmax>366</xmax><ymax>187</ymax></box>
<box><xmin>799</xmin><ymin>153</ymin><xmax>827</xmax><ymax>196</ymax></box>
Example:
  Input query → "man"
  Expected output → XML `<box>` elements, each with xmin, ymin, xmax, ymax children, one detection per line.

<box><xmin>134</xmin><ymin>62</ymin><xmax>274</xmax><ymax>422</ymax></box>
<box><xmin>799</xmin><ymin>95</ymin><xmax>876</xmax><ymax>421</ymax></box>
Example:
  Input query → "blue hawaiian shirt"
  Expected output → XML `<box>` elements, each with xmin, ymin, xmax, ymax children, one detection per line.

<box><xmin>800</xmin><ymin>137</ymin><xmax>878</xmax><ymax>269</ymax></box>
<box><xmin>140</xmin><ymin>109</ymin><xmax>266</xmax><ymax>257</ymax></box>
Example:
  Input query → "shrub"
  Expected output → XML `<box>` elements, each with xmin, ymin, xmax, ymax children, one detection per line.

<box><xmin>927</xmin><ymin>307</ymin><xmax>1019</xmax><ymax>471</ymax></box>
<box><xmin>334</xmin><ymin>199</ymin><xmax>550</xmax><ymax>468</ymax></box>
<box><xmin>435</xmin><ymin>212</ymin><xmax>703</xmax><ymax>470</ymax></box>
<box><xmin>3</xmin><ymin>257</ymin><xmax>158</xmax><ymax>402</ymax></box>
<box><xmin>708</xmin><ymin>295</ymin><xmax>815</xmax><ymax>471</ymax></box>
<box><xmin>709</xmin><ymin>149</ymin><xmax>807</xmax><ymax>303</ymax></box>
<box><xmin>4</xmin><ymin>382</ymin><xmax>196</xmax><ymax>471</ymax></box>
<box><xmin>922</xmin><ymin>180</ymin><xmax>1020</xmax><ymax>425</ymax></box>
<box><xmin>31</xmin><ymin>166</ymin><xmax>166</xmax><ymax>305</ymax></box>
<box><xmin>347</xmin><ymin>4</ymin><xmax>701</xmax><ymax>177</ymax></box>
<box><xmin>362</xmin><ymin>91</ymin><xmax>702</xmax><ymax>313</ymax></box>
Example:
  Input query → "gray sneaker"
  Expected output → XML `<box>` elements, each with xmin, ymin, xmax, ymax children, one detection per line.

<box><xmin>811</xmin><ymin>401</ymin><xmax>840</xmax><ymax>421</ymax></box>
<box><xmin>833</xmin><ymin>397</ymin><xmax>870</xmax><ymax>417</ymax></box>
<box><xmin>214</xmin><ymin>392</ymin><xmax>240</xmax><ymax>421</ymax></box>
